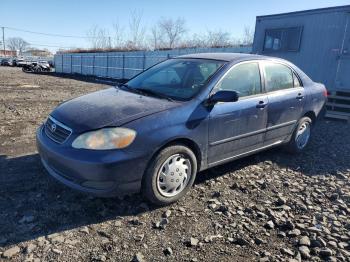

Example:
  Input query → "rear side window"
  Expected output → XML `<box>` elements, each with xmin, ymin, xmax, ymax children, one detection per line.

<box><xmin>264</xmin><ymin>63</ymin><xmax>294</xmax><ymax>92</ymax></box>
<box><xmin>217</xmin><ymin>62</ymin><xmax>262</xmax><ymax>97</ymax></box>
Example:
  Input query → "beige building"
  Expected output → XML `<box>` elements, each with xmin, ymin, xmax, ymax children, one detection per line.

<box><xmin>22</xmin><ymin>48</ymin><xmax>52</xmax><ymax>57</ymax></box>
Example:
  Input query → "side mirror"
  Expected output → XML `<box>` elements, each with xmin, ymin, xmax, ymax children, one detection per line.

<box><xmin>208</xmin><ymin>90</ymin><xmax>239</xmax><ymax>104</ymax></box>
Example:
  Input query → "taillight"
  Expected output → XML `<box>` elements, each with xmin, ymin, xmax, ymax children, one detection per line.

<box><xmin>323</xmin><ymin>88</ymin><xmax>329</xmax><ymax>97</ymax></box>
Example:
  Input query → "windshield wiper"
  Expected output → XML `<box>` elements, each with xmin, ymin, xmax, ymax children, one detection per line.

<box><xmin>137</xmin><ymin>88</ymin><xmax>174</xmax><ymax>102</ymax></box>
<box><xmin>117</xmin><ymin>83</ymin><xmax>143</xmax><ymax>94</ymax></box>
<box><xmin>117</xmin><ymin>84</ymin><xmax>174</xmax><ymax>101</ymax></box>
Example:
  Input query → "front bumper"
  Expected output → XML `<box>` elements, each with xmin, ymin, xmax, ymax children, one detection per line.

<box><xmin>36</xmin><ymin>125</ymin><xmax>149</xmax><ymax>197</ymax></box>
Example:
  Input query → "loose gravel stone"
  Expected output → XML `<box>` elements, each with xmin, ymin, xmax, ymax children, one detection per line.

<box><xmin>162</xmin><ymin>210</ymin><xmax>172</xmax><ymax>218</ymax></box>
<box><xmin>276</xmin><ymin>196</ymin><xmax>287</xmax><ymax>206</ymax></box>
<box><xmin>288</xmin><ymin>229</ymin><xmax>301</xmax><ymax>237</ymax></box>
<box><xmin>319</xmin><ymin>248</ymin><xmax>333</xmax><ymax>257</ymax></box>
<box><xmin>298</xmin><ymin>236</ymin><xmax>311</xmax><ymax>246</ymax></box>
<box><xmin>25</xmin><ymin>243</ymin><xmax>37</xmax><ymax>254</ymax></box>
<box><xmin>132</xmin><ymin>252</ymin><xmax>145</xmax><ymax>262</ymax></box>
<box><xmin>298</xmin><ymin>246</ymin><xmax>310</xmax><ymax>259</ymax></box>
<box><xmin>163</xmin><ymin>247</ymin><xmax>173</xmax><ymax>256</ymax></box>
<box><xmin>3</xmin><ymin>246</ymin><xmax>21</xmax><ymax>258</ymax></box>
<box><xmin>264</xmin><ymin>220</ymin><xmax>275</xmax><ymax>229</ymax></box>
<box><xmin>52</xmin><ymin>248</ymin><xmax>62</xmax><ymax>255</ymax></box>
<box><xmin>189</xmin><ymin>237</ymin><xmax>199</xmax><ymax>247</ymax></box>
<box><xmin>281</xmin><ymin>248</ymin><xmax>294</xmax><ymax>256</ymax></box>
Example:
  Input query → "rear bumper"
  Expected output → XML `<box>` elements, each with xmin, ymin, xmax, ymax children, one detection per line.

<box><xmin>318</xmin><ymin>103</ymin><xmax>327</xmax><ymax>120</ymax></box>
<box><xmin>36</xmin><ymin>125</ymin><xmax>149</xmax><ymax>197</ymax></box>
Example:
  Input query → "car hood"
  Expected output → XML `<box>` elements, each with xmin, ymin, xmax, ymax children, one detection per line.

<box><xmin>51</xmin><ymin>87</ymin><xmax>179</xmax><ymax>133</ymax></box>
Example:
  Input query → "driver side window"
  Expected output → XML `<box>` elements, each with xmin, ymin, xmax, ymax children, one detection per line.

<box><xmin>217</xmin><ymin>62</ymin><xmax>262</xmax><ymax>97</ymax></box>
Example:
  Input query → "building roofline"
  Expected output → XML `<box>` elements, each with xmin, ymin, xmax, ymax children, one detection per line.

<box><xmin>256</xmin><ymin>5</ymin><xmax>350</xmax><ymax>19</ymax></box>
<box><xmin>176</xmin><ymin>52</ymin><xmax>261</xmax><ymax>62</ymax></box>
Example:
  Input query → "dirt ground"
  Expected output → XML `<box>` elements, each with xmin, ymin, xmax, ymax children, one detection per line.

<box><xmin>0</xmin><ymin>67</ymin><xmax>350</xmax><ymax>262</ymax></box>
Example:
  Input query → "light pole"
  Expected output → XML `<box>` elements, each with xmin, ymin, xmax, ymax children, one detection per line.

<box><xmin>2</xmin><ymin>27</ymin><xmax>5</xmax><ymax>57</ymax></box>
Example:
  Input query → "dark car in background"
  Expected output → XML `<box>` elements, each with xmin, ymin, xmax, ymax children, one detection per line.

<box><xmin>12</xmin><ymin>58</ymin><xmax>25</xmax><ymax>67</ymax></box>
<box><xmin>1</xmin><ymin>58</ymin><xmax>13</xmax><ymax>66</ymax></box>
<box><xmin>36</xmin><ymin>53</ymin><xmax>327</xmax><ymax>205</ymax></box>
<box><xmin>48</xmin><ymin>60</ymin><xmax>54</xmax><ymax>68</ymax></box>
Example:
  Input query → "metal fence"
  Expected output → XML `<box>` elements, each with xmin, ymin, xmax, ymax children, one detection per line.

<box><xmin>54</xmin><ymin>46</ymin><xmax>252</xmax><ymax>79</ymax></box>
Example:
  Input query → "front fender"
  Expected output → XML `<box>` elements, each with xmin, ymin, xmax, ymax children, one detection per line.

<box><xmin>123</xmin><ymin>102</ymin><xmax>210</xmax><ymax>170</ymax></box>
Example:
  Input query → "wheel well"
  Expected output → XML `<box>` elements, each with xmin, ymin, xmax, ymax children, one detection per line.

<box><xmin>152</xmin><ymin>138</ymin><xmax>202</xmax><ymax>171</ymax></box>
<box><xmin>304</xmin><ymin>111</ymin><xmax>316</xmax><ymax>124</ymax></box>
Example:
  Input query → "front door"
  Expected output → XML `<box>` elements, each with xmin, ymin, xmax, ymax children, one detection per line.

<box><xmin>262</xmin><ymin>61</ymin><xmax>305</xmax><ymax>145</ymax></box>
<box><xmin>335</xmin><ymin>14</ymin><xmax>350</xmax><ymax>91</ymax></box>
<box><xmin>208</xmin><ymin>62</ymin><xmax>268</xmax><ymax>165</ymax></box>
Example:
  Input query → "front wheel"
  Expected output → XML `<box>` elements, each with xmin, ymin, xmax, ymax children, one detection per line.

<box><xmin>285</xmin><ymin>116</ymin><xmax>312</xmax><ymax>154</ymax></box>
<box><xmin>142</xmin><ymin>145</ymin><xmax>197</xmax><ymax>205</ymax></box>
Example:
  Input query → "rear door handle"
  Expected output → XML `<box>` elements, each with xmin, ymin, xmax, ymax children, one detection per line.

<box><xmin>256</xmin><ymin>101</ymin><xmax>268</xmax><ymax>109</ymax></box>
<box><xmin>296</xmin><ymin>93</ymin><xmax>304</xmax><ymax>100</ymax></box>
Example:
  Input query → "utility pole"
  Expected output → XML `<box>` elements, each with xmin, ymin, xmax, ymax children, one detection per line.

<box><xmin>2</xmin><ymin>27</ymin><xmax>5</xmax><ymax>57</ymax></box>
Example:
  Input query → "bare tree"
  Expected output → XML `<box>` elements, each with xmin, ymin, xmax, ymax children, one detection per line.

<box><xmin>182</xmin><ymin>33</ymin><xmax>206</xmax><ymax>48</ymax></box>
<box><xmin>86</xmin><ymin>25</ymin><xmax>110</xmax><ymax>49</ymax></box>
<box><xmin>128</xmin><ymin>10</ymin><xmax>146</xmax><ymax>49</ymax></box>
<box><xmin>149</xmin><ymin>24</ymin><xmax>163</xmax><ymax>50</ymax></box>
<box><xmin>112</xmin><ymin>21</ymin><xmax>125</xmax><ymax>49</ymax></box>
<box><xmin>86</xmin><ymin>25</ymin><xmax>100</xmax><ymax>49</ymax></box>
<box><xmin>158</xmin><ymin>17</ymin><xmax>187</xmax><ymax>49</ymax></box>
<box><xmin>206</xmin><ymin>30</ymin><xmax>231</xmax><ymax>47</ymax></box>
<box><xmin>242</xmin><ymin>25</ymin><xmax>254</xmax><ymax>45</ymax></box>
<box><xmin>6</xmin><ymin>37</ymin><xmax>29</xmax><ymax>55</ymax></box>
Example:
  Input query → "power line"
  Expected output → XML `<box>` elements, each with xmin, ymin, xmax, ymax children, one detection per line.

<box><xmin>27</xmin><ymin>42</ymin><xmax>73</xmax><ymax>49</ymax></box>
<box><xmin>1</xmin><ymin>26</ymin><xmax>90</xmax><ymax>50</ymax></box>
<box><xmin>3</xmin><ymin>26</ymin><xmax>96</xmax><ymax>39</ymax></box>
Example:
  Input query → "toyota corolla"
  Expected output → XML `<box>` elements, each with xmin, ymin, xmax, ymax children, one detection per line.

<box><xmin>36</xmin><ymin>53</ymin><xmax>327</xmax><ymax>205</ymax></box>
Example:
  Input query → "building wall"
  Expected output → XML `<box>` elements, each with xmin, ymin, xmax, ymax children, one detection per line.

<box><xmin>0</xmin><ymin>50</ymin><xmax>17</xmax><ymax>56</ymax></box>
<box><xmin>253</xmin><ymin>6</ymin><xmax>350</xmax><ymax>90</ymax></box>
<box><xmin>54</xmin><ymin>46</ymin><xmax>252</xmax><ymax>79</ymax></box>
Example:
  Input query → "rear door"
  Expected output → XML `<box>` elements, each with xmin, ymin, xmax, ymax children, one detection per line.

<box><xmin>262</xmin><ymin>61</ymin><xmax>305</xmax><ymax>145</ymax></box>
<box><xmin>335</xmin><ymin>14</ymin><xmax>350</xmax><ymax>90</ymax></box>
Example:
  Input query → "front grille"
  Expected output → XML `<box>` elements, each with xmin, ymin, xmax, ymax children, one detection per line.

<box><xmin>44</xmin><ymin>116</ymin><xmax>72</xmax><ymax>144</ymax></box>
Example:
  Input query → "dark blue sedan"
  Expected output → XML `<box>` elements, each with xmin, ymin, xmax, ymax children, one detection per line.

<box><xmin>36</xmin><ymin>53</ymin><xmax>327</xmax><ymax>205</ymax></box>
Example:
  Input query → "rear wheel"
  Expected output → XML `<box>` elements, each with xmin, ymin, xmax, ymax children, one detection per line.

<box><xmin>142</xmin><ymin>145</ymin><xmax>197</xmax><ymax>205</ymax></box>
<box><xmin>285</xmin><ymin>116</ymin><xmax>312</xmax><ymax>154</ymax></box>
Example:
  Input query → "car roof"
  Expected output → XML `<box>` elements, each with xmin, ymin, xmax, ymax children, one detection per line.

<box><xmin>176</xmin><ymin>52</ymin><xmax>313</xmax><ymax>84</ymax></box>
<box><xmin>176</xmin><ymin>52</ymin><xmax>269</xmax><ymax>62</ymax></box>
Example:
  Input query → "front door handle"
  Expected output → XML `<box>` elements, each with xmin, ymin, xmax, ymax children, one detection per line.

<box><xmin>256</xmin><ymin>101</ymin><xmax>268</xmax><ymax>109</ymax></box>
<box><xmin>296</xmin><ymin>93</ymin><xmax>304</xmax><ymax>100</ymax></box>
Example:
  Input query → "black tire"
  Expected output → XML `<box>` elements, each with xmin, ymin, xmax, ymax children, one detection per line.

<box><xmin>285</xmin><ymin>116</ymin><xmax>312</xmax><ymax>154</ymax></box>
<box><xmin>142</xmin><ymin>144</ymin><xmax>197</xmax><ymax>205</ymax></box>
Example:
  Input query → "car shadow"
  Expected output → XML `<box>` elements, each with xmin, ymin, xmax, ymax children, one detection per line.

<box><xmin>0</xmin><ymin>152</ymin><xmax>260</xmax><ymax>248</ymax></box>
<box><xmin>0</xmin><ymin>153</ymin><xmax>156</xmax><ymax>248</ymax></box>
<box><xmin>1</xmin><ymin>120</ymin><xmax>349</xmax><ymax>248</ymax></box>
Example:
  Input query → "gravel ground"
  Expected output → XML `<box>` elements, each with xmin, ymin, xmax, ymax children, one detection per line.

<box><xmin>1</xmin><ymin>67</ymin><xmax>350</xmax><ymax>262</ymax></box>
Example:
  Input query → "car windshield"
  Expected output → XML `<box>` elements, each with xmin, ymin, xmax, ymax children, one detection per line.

<box><xmin>125</xmin><ymin>58</ymin><xmax>225</xmax><ymax>101</ymax></box>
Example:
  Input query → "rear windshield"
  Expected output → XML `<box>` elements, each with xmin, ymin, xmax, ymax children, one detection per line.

<box><xmin>126</xmin><ymin>58</ymin><xmax>225</xmax><ymax>101</ymax></box>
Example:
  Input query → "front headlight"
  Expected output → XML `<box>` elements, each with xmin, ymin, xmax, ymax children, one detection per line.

<box><xmin>72</xmin><ymin>128</ymin><xmax>136</xmax><ymax>150</ymax></box>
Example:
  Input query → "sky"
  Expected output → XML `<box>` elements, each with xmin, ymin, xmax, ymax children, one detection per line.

<box><xmin>1</xmin><ymin>0</ymin><xmax>350</xmax><ymax>53</ymax></box>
